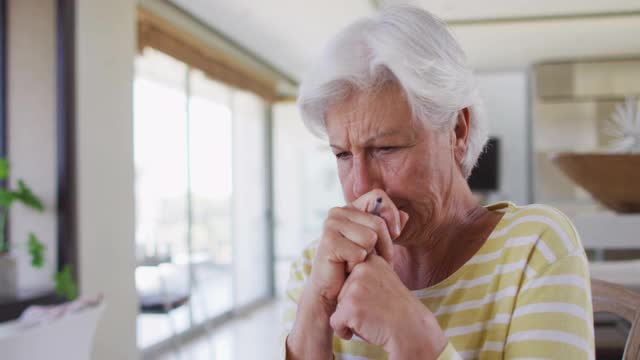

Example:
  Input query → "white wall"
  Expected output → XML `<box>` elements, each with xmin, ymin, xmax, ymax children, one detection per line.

<box><xmin>7</xmin><ymin>0</ymin><xmax>58</xmax><ymax>295</ymax></box>
<box><xmin>6</xmin><ymin>0</ymin><xmax>138</xmax><ymax>357</ymax></box>
<box><xmin>75</xmin><ymin>0</ymin><xmax>138</xmax><ymax>359</ymax></box>
<box><xmin>476</xmin><ymin>72</ymin><xmax>530</xmax><ymax>205</ymax></box>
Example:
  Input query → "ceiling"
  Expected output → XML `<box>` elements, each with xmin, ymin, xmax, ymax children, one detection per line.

<box><xmin>169</xmin><ymin>0</ymin><xmax>640</xmax><ymax>81</ymax></box>
<box><xmin>387</xmin><ymin>0</ymin><xmax>640</xmax><ymax>21</ymax></box>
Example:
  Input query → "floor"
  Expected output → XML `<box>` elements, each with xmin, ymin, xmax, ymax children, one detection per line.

<box><xmin>137</xmin><ymin>264</ymin><xmax>234</xmax><ymax>349</ymax></box>
<box><xmin>151</xmin><ymin>300</ymin><xmax>282</xmax><ymax>360</ymax></box>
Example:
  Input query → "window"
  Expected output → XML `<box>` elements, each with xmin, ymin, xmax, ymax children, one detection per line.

<box><xmin>134</xmin><ymin>48</ymin><xmax>271</xmax><ymax>350</ymax></box>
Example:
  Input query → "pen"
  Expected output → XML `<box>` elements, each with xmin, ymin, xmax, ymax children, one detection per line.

<box><xmin>369</xmin><ymin>197</ymin><xmax>383</xmax><ymax>216</ymax></box>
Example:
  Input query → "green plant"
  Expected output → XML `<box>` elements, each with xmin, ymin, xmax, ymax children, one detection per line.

<box><xmin>27</xmin><ymin>232</ymin><xmax>45</xmax><ymax>268</ymax></box>
<box><xmin>606</xmin><ymin>96</ymin><xmax>640</xmax><ymax>153</ymax></box>
<box><xmin>0</xmin><ymin>158</ymin><xmax>78</xmax><ymax>301</ymax></box>
<box><xmin>0</xmin><ymin>158</ymin><xmax>45</xmax><ymax>265</ymax></box>
<box><xmin>54</xmin><ymin>264</ymin><xmax>78</xmax><ymax>301</ymax></box>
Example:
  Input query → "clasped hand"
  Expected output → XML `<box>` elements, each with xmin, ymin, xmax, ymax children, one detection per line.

<box><xmin>307</xmin><ymin>189</ymin><xmax>445</xmax><ymax>358</ymax></box>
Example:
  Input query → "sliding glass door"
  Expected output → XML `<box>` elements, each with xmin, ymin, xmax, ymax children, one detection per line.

<box><xmin>187</xmin><ymin>69</ymin><xmax>234</xmax><ymax>324</ymax></box>
<box><xmin>134</xmin><ymin>48</ymin><xmax>271</xmax><ymax>350</ymax></box>
<box><xmin>134</xmin><ymin>51</ymin><xmax>192</xmax><ymax>347</ymax></box>
<box><xmin>231</xmin><ymin>90</ymin><xmax>269</xmax><ymax>308</ymax></box>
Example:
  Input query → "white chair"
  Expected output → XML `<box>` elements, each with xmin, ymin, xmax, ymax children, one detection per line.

<box><xmin>0</xmin><ymin>301</ymin><xmax>105</xmax><ymax>360</ymax></box>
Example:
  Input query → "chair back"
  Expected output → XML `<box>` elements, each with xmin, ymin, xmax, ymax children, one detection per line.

<box><xmin>592</xmin><ymin>279</ymin><xmax>640</xmax><ymax>359</ymax></box>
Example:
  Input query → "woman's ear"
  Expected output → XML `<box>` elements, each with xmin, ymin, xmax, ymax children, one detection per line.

<box><xmin>453</xmin><ymin>107</ymin><xmax>471</xmax><ymax>164</ymax></box>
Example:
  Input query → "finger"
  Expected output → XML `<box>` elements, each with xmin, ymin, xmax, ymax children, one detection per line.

<box><xmin>350</xmin><ymin>189</ymin><xmax>402</xmax><ymax>239</ymax></box>
<box><xmin>338</xmin><ymin>257</ymin><xmax>376</xmax><ymax>302</ymax></box>
<box><xmin>323</xmin><ymin>229</ymin><xmax>368</xmax><ymax>272</ymax></box>
<box><xmin>399</xmin><ymin>210</ymin><xmax>410</xmax><ymax>231</ymax></box>
<box><xmin>377</xmin><ymin>201</ymin><xmax>402</xmax><ymax>239</ymax></box>
<box><xmin>366</xmin><ymin>253</ymin><xmax>388</xmax><ymax>268</ymax></box>
<box><xmin>330</xmin><ymin>303</ymin><xmax>354</xmax><ymax>341</ymax></box>
<box><xmin>329</xmin><ymin>207</ymin><xmax>393</xmax><ymax>263</ymax></box>
<box><xmin>325</xmin><ymin>217</ymin><xmax>378</xmax><ymax>253</ymax></box>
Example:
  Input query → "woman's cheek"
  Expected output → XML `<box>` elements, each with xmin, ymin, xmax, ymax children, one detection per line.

<box><xmin>381</xmin><ymin>154</ymin><xmax>410</xmax><ymax>177</ymax></box>
<box><xmin>336</xmin><ymin>162</ymin><xmax>354</xmax><ymax>198</ymax></box>
<box><xmin>336</xmin><ymin>161</ymin><xmax>350</xmax><ymax>180</ymax></box>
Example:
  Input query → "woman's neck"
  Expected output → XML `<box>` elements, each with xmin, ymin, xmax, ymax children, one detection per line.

<box><xmin>391</xmin><ymin>199</ymin><xmax>503</xmax><ymax>290</ymax></box>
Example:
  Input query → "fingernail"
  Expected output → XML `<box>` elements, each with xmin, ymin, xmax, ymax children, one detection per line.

<box><xmin>395</xmin><ymin>224</ymin><xmax>401</xmax><ymax>236</ymax></box>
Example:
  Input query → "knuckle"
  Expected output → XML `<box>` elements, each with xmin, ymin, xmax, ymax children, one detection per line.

<box><xmin>350</xmin><ymin>282</ymin><xmax>364</xmax><ymax>296</ymax></box>
<box><xmin>372</xmin><ymin>216</ymin><xmax>386</xmax><ymax>232</ymax></box>
<box><xmin>351</xmin><ymin>304</ymin><xmax>365</xmax><ymax>323</ymax></box>
<box><xmin>323</xmin><ymin>217</ymin><xmax>338</xmax><ymax>231</ymax></box>
<box><xmin>357</xmin><ymin>248</ymin><xmax>368</xmax><ymax>262</ymax></box>
<box><xmin>363</xmin><ymin>229</ymin><xmax>377</xmax><ymax>247</ymax></box>
<box><xmin>351</xmin><ymin>262</ymin><xmax>366</xmax><ymax>277</ymax></box>
<box><xmin>320</xmin><ymin>229</ymin><xmax>339</xmax><ymax>250</ymax></box>
<box><xmin>320</xmin><ymin>226</ymin><xmax>332</xmax><ymax>241</ymax></box>
<box><xmin>341</xmin><ymin>291</ymin><xmax>358</xmax><ymax>310</ymax></box>
<box><xmin>359</xmin><ymin>262</ymin><xmax>373</xmax><ymax>276</ymax></box>
<box><xmin>345</xmin><ymin>245</ymin><xmax>367</xmax><ymax>264</ymax></box>
<box><xmin>346</xmin><ymin>249</ymin><xmax>366</xmax><ymax>266</ymax></box>
<box><xmin>328</xmin><ymin>207</ymin><xmax>343</xmax><ymax>218</ymax></box>
<box><xmin>341</xmin><ymin>295</ymin><xmax>355</xmax><ymax>310</ymax></box>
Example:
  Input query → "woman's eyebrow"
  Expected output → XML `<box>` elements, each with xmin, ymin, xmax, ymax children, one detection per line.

<box><xmin>329</xmin><ymin>130</ymin><xmax>413</xmax><ymax>150</ymax></box>
<box><xmin>364</xmin><ymin>129</ymin><xmax>407</xmax><ymax>145</ymax></box>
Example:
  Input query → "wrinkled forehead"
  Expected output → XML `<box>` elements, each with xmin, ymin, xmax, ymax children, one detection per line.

<box><xmin>324</xmin><ymin>84</ymin><xmax>424</xmax><ymax>145</ymax></box>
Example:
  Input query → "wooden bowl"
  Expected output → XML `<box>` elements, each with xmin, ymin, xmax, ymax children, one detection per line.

<box><xmin>551</xmin><ymin>153</ymin><xmax>640</xmax><ymax>213</ymax></box>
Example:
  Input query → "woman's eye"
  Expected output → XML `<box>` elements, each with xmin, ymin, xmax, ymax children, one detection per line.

<box><xmin>335</xmin><ymin>152</ymin><xmax>351</xmax><ymax>160</ymax></box>
<box><xmin>376</xmin><ymin>146</ymin><xmax>397</xmax><ymax>154</ymax></box>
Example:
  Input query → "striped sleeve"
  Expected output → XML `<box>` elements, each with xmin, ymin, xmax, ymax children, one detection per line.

<box><xmin>504</xmin><ymin>213</ymin><xmax>595</xmax><ymax>359</ymax></box>
<box><xmin>436</xmin><ymin>342</ymin><xmax>462</xmax><ymax>360</ymax></box>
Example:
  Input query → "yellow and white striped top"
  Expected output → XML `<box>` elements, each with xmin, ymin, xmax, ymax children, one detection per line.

<box><xmin>282</xmin><ymin>202</ymin><xmax>595</xmax><ymax>359</ymax></box>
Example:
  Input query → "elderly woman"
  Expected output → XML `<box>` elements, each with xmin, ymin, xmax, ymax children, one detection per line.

<box><xmin>282</xmin><ymin>5</ymin><xmax>594</xmax><ymax>360</ymax></box>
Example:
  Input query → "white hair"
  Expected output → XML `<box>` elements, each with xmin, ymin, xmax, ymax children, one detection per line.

<box><xmin>297</xmin><ymin>5</ymin><xmax>488</xmax><ymax>178</ymax></box>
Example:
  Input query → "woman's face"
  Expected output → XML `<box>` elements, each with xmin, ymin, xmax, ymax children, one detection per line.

<box><xmin>325</xmin><ymin>84</ymin><xmax>465</xmax><ymax>246</ymax></box>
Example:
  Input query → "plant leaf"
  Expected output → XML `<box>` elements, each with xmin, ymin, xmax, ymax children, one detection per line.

<box><xmin>13</xmin><ymin>180</ymin><xmax>44</xmax><ymax>212</ymax></box>
<box><xmin>0</xmin><ymin>159</ymin><xmax>9</xmax><ymax>181</ymax></box>
<box><xmin>54</xmin><ymin>264</ymin><xmax>78</xmax><ymax>301</ymax></box>
<box><xmin>27</xmin><ymin>233</ymin><xmax>45</xmax><ymax>268</ymax></box>
<box><xmin>607</xmin><ymin>97</ymin><xmax>640</xmax><ymax>153</ymax></box>
<box><xmin>0</xmin><ymin>190</ymin><xmax>15</xmax><ymax>207</ymax></box>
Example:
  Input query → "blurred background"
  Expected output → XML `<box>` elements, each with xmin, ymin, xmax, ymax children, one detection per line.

<box><xmin>1</xmin><ymin>0</ymin><xmax>639</xmax><ymax>359</ymax></box>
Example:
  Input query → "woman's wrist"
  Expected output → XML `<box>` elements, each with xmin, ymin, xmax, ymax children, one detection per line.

<box><xmin>286</xmin><ymin>285</ymin><xmax>335</xmax><ymax>359</ymax></box>
<box><xmin>386</xmin><ymin>308</ymin><xmax>447</xmax><ymax>360</ymax></box>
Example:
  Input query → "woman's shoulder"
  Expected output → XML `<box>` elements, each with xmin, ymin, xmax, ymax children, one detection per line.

<box><xmin>491</xmin><ymin>202</ymin><xmax>585</xmax><ymax>266</ymax></box>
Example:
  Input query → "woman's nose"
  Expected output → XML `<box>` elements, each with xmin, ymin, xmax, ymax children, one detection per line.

<box><xmin>352</xmin><ymin>157</ymin><xmax>382</xmax><ymax>198</ymax></box>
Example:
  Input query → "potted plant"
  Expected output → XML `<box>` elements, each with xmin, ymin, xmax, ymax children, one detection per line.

<box><xmin>0</xmin><ymin>158</ymin><xmax>77</xmax><ymax>301</ymax></box>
